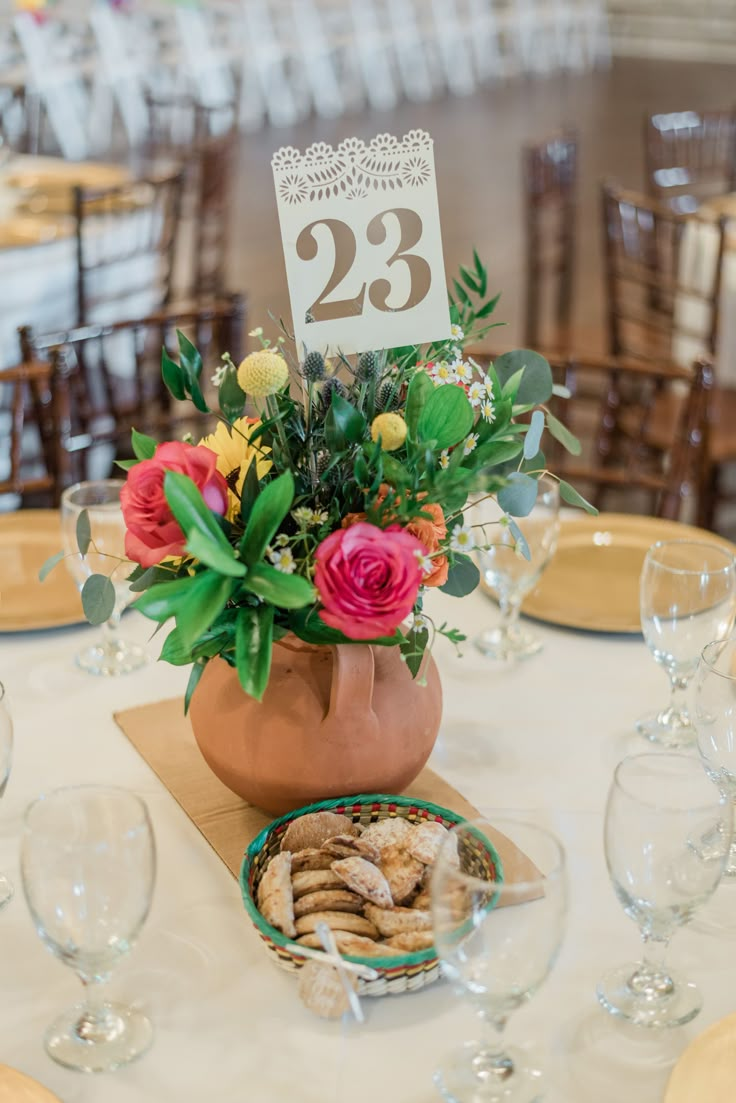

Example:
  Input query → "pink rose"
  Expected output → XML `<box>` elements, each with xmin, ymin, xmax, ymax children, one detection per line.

<box><xmin>314</xmin><ymin>522</ymin><xmax>424</xmax><ymax>640</ymax></box>
<box><xmin>121</xmin><ymin>441</ymin><xmax>228</xmax><ymax>567</ymax></box>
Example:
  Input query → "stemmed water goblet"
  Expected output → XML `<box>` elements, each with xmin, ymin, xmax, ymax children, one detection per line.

<box><xmin>597</xmin><ymin>752</ymin><xmax>731</xmax><ymax>1029</ymax></box>
<box><xmin>21</xmin><ymin>785</ymin><xmax>156</xmax><ymax>1072</ymax></box>
<box><xmin>60</xmin><ymin>478</ymin><xmax>147</xmax><ymax>676</ymax></box>
<box><xmin>695</xmin><ymin>638</ymin><xmax>736</xmax><ymax>880</ymax></box>
<box><xmin>474</xmin><ymin>474</ymin><xmax>560</xmax><ymax>660</ymax></box>
<box><xmin>0</xmin><ymin>681</ymin><xmax>13</xmax><ymax>909</ymax></box>
<box><xmin>637</xmin><ymin>540</ymin><xmax>736</xmax><ymax>747</ymax></box>
<box><xmin>431</xmin><ymin>817</ymin><xmax>568</xmax><ymax>1103</ymax></box>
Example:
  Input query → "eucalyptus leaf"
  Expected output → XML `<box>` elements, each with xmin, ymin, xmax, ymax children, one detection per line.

<box><xmin>76</xmin><ymin>509</ymin><xmax>91</xmax><ymax>556</ymax></box>
<box><xmin>186</xmin><ymin>529</ymin><xmax>247</xmax><ymax>577</ymax></box>
<box><xmin>81</xmin><ymin>574</ymin><xmax>115</xmax><ymax>625</ymax></box>
<box><xmin>507</xmin><ymin>518</ymin><xmax>531</xmax><ymax>561</ymax></box>
<box><xmin>235</xmin><ymin>605</ymin><xmax>274</xmax><ymax>701</ymax></box>
<box><xmin>38</xmin><ymin>550</ymin><xmax>64</xmax><ymax>581</ymax></box>
<box><xmin>523</xmin><ymin>410</ymin><xmax>545</xmax><ymax>460</ymax></box>
<box><xmin>494</xmin><ymin>350</ymin><xmax>553</xmax><ymax>406</ymax></box>
<box><xmin>546</xmin><ymin>411</ymin><xmax>582</xmax><ymax>456</ymax></box>
<box><xmin>440</xmin><ymin>555</ymin><xmax>480</xmax><ymax>598</ymax></box>
<box><xmin>497</xmin><ymin>472</ymin><xmax>538</xmax><ymax>517</ymax></box>
<box><xmin>131</xmin><ymin>428</ymin><xmax>157</xmax><ymax>461</ymax></box>
<box><xmin>128</xmin><ymin>565</ymin><xmax>178</xmax><ymax>592</ymax></box>
<box><xmin>240</xmin><ymin>470</ymin><xmax>295</xmax><ymax>566</ymax></box>
<box><xmin>243</xmin><ymin>563</ymin><xmax>315</xmax><ymax>609</ymax></box>
<box><xmin>417</xmin><ymin>385</ymin><xmax>474</xmax><ymax>451</ymax></box>
<box><xmin>176</xmin><ymin>572</ymin><xmax>233</xmax><ymax>649</ymax></box>
<box><xmin>552</xmin><ymin>382</ymin><xmax>572</xmax><ymax>399</ymax></box>
<box><xmin>559</xmin><ymin>479</ymin><xmax>599</xmax><ymax>514</ymax></box>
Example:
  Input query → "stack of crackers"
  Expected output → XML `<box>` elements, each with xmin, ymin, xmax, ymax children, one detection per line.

<box><xmin>256</xmin><ymin>809</ymin><xmax>457</xmax><ymax>957</ymax></box>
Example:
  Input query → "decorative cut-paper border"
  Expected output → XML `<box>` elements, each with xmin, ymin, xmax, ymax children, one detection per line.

<box><xmin>271</xmin><ymin>130</ymin><xmax>434</xmax><ymax>205</ymax></box>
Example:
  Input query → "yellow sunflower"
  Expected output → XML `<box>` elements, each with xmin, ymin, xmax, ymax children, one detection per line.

<box><xmin>198</xmin><ymin>418</ymin><xmax>272</xmax><ymax>521</ymax></box>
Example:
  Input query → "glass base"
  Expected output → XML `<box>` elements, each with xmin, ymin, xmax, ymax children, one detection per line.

<box><xmin>0</xmin><ymin>872</ymin><xmax>13</xmax><ymax>910</ymax></box>
<box><xmin>596</xmin><ymin>961</ymin><xmax>701</xmax><ymax>1029</ymax></box>
<box><xmin>635</xmin><ymin>709</ymin><xmax>697</xmax><ymax>749</ymax></box>
<box><xmin>45</xmin><ymin>1001</ymin><xmax>153</xmax><ymax>1072</ymax></box>
<box><xmin>434</xmin><ymin>1041</ymin><xmax>543</xmax><ymax>1103</ymax></box>
<box><xmin>474</xmin><ymin>627</ymin><xmax>542</xmax><ymax>662</ymax></box>
<box><xmin>75</xmin><ymin>639</ymin><xmax>147</xmax><ymax>678</ymax></box>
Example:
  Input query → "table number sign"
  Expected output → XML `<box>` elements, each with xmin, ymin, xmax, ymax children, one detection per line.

<box><xmin>272</xmin><ymin>130</ymin><xmax>451</xmax><ymax>355</ymax></box>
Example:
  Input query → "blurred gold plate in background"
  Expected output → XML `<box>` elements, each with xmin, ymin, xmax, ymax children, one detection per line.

<box><xmin>0</xmin><ymin>511</ymin><xmax>83</xmax><ymax>632</ymax></box>
<box><xmin>0</xmin><ymin>215</ymin><xmax>72</xmax><ymax>248</ymax></box>
<box><xmin>5</xmin><ymin>159</ymin><xmax>129</xmax><ymax>192</ymax></box>
<box><xmin>664</xmin><ymin>1012</ymin><xmax>736</xmax><ymax>1103</ymax></box>
<box><xmin>0</xmin><ymin>1064</ymin><xmax>61</xmax><ymax>1102</ymax></box>
<box><xmin>514</xmin><ymin>513</ymin><xmax>736</xmax><ymax>634</ymax></box>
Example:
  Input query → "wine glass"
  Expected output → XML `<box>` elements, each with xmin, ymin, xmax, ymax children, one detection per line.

<box><xmin>637</xmin><ymin>540</ymin><xmax>736</xmax><ymax>747</ymax></box>
<box><xmin>431</xmin><ymin>817</ymin><xmax>568</xmax><ymax>1103</ymax></box>
<box><xmin>597</xmin><ymin>752</ymin><xmax>731</xmax><ymax>1029</ymax></box>
<box><xmin>21</xmin><ymin>785</ymin><xmax>156</xmax><ymax>1072</ymax></box>
<box><xmin>0</xmin><ymin>682</ymin><xmax>13</xmax><ymax>909</ymax></box>
<box><xmin>60</xmin><ymin>479</ymin><xmax>147</xmax><ymax>676</ymax></box>
<box><xmin>695</xmin><ymin>638</ymin><xmax>736</xmax><ymax>878</ymax></box>
<box><xmin>474</xmin><ymin>475</ymin><xmax>560</xmax><ymax>660</ymax></box>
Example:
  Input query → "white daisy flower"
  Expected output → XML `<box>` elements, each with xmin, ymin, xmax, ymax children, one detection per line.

<box><xmin>248</xmin><ymin>326</ymin><xmax>264</xmax><ymax>338</ymax></box>
<box><xmin>411</xmin><ymin>611</ymin><xmax>430</xmax><ymax>631</ymax></box>
<box><xmin>480</xmin><ymin>399</ymin><xmax>496</xmax><ymax>423</ymax></box>
<box><xmin>413</xmin><ymin>550</ymin><xmax>434</xmax><ymax>577</ymax></box>
<box><xmin>450</xmin><ymin>323</ymin><xmax>464</xmax><ymax>341</ymax></box>
<box><xmin>482</xmin><ymin>374</ymin><xmax>495</xmax><ymax>394</ymax></box>
<box><xmin>181</xmin><ymin>431</ymin><xmax>193</xmax><ymax>444</ymax></box>
<box><xmin>467</xmin><ymin>381</ymin><xmax>486</xmax><ymax>407</ymax></box>
<box><xmin>210</xmin><ymin>363</ymin><xmax>227</xmax><ymax>386</ymax></box>
<box><xmin>463</xmin><ymin>433</ymin><xmax>479</xmax><ymax>456</ymax></box>
<box><xmin>309</xmin><ymin>509</ymin><xmax>329</xmax><ymax>526</ymax></box>
<box><xmin>450</xmin><ymin>523</ymin><xmax>476</xmax><ymax>553</ymax></box>
<box><xmin>431</xmin><ymin>361</ymin><xmax>458</xmax><ymax>386</ymax></box>
<box><xmin>439</xmin><ymin>449</ymin><xmax>451</xmax><ymax>470</ymax></box>
<box><xmin>291</xmin><ymin>506</ymin><xmax>313</xmax><ymax>528</ymax></box>
<box><xmin>268</xmin><ymin>547</ymin><xmax>296</xmax><ymax>574</ymax></box>
<box><xmin>452</xmin><ymin>360</ymin><xmax>474</xmax><ymax>383</ymax></box>
<box><xmin>452</xmin><ymin>346</ymin><xmax>463</xmax><ymax>360</ymax></box>
<box><xmin>274</xmin><ymin>534</ymin><xmax>290</xmax><ymax>547</ymax></box>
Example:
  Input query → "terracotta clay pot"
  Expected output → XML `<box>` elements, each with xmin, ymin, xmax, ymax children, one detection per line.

<box><xmin>188</xmin><ymin>636</ymin><xmax>442</xmax><ymax>816</ymax></box>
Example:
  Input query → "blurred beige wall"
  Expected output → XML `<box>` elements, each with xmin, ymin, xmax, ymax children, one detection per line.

<box><xmin>607</xmin><ymin>0</ymin><xmax>736</xmax><ymax>61</ymax></box>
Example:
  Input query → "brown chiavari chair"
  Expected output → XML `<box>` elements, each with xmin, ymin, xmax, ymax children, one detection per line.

<box><xmin>644</xmin><ymin>109</ymin><xmax>736</xmax><ymax>214</ymax></box>
<box><xmin>546</xmin><ymin>353</ymin><xmax>713</xmax><ymax>522</ymax></box>
<box><xmin>522</xmin><ymin>129</ymin><xmax>578</xmax><ymax>353</ymax></box>
<box><xmin>141</xmin><ymin>94</ymin><xmax>238</xmax><ymax>298</ymax></box>
<box><xmin>73</xmin><ymin>167</ymin><xmax>185</xmax><ymax>326</ymax></box>
<box><xmin>0</xmin><ymin>357</ymin><xmax>74</xmax><ymax>505</ymax></box>
<box><xmin>18</xmin><ymin>295</ymin><xmax>246</xmax><ymax>478</ymax></box>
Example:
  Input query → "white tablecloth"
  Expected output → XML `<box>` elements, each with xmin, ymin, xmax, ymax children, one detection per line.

<box><xmin>0</xmin><ymin>588</ymin><xmax>732</xmax><ymax>1103</ymax></box>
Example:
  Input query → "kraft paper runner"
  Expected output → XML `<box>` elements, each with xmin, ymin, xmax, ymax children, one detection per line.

<box><xmin>113</xmin><ymin>697</ymin><xmax>538</xmax><ymax>885</ymax></box>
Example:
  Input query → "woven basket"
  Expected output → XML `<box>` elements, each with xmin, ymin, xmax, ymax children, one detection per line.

<box><xmin>240</xmin><ymin>793</ymin><xmax>501</xmax><ymax>998</ymax></box>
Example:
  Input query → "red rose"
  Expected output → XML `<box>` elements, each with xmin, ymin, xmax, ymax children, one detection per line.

<box><xmin>314</xmin><ymin>522</ymin><xmax>424</xmax><ymax>640</ymax></box>
<box><xmin>121</xmin><ymin>441</ymin><xmax>228</xmax><ymax>567</ymax></box>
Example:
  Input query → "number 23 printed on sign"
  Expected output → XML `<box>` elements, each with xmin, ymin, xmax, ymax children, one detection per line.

<box><xmin>272</xmin><ymin>131</ymin><xmax>451</xmax><ymax>356</ymax></box>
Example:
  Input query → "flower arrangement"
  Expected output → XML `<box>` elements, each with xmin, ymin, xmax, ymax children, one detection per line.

<box><xmin>52</xmin><ymin>254</ymin><xmax>592</xmax><ymax>707</ymax></box>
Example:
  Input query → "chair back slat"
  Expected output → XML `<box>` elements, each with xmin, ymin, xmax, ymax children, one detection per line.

<box><xmin>0</xmin><ymin>358</ymin><xmax>73</xmax><ymax>504</ymax></box>
<box><xmin>644</xmin><ymin>109</ymin><xmax>736</xmax><ymax>213</ymax></box>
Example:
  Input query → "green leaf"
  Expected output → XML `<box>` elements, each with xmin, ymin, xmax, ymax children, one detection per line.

<box><xmin>523</xmin><ymin>410</ymin><xmax>545</xmax><ymax>460</ymax></box>
<box><xmin>417</xmin><ymin>385</ymin><xmax>474</xmax><ymax>451</ymax></box>
<box><xmin>494</xmin><ymin>350</ymin><xmax>553</xmax><ymax>406</ymax></box>
<box><xmin>76</xmin><ymin>509</ymin><xmax>91</xmax><ymax>556</ymax></box>
<box><xmin>186</xmin><ymin>529</ymin><xmax>247</xmax><ymax>577</ymax></box>
<box><xmin>476</xmin><ymin>292</ymin><xmax>501</xmax><ymax>318</ymax></box>
<box><xmin>507</xmin><ymin>518</ymin><xmax>531</xmax><ymax>561</ymax></box>
<box><xmin>324</xmin><ymin>392</ymin><xmax>366</xmax><ymax>452</ymax></box>
<box><xmin>452</xmin><ymin>277</ymin><xmax>472</xmax><ymax>307</ymax></box>
<box><xmin>473</xmin><ymin>248</ymin><xmax>488</xmax><ymax>296</ymax></box>
<box><xmin>131</xmin><ymin>428</ymin><xmax>157</xmax><ymax>461</ymax></box>
<box><xmin>473</xmin><ymin>440</ymin><xmax>523</xmax><ymax>468</ymax></box>
<box><xmin>177</xmin><ymin>330</ymin><xmax>209</xmax><ymax>413</ymax></box>
<box><xmin>559</xmin><ymin>479</ymin><xmax>599</xmax><ymax>514</ymax></box>
<box><xmin>546</xmin><ymin>412</ymin><xmax>582</xmax><ymax>456</ymax></box>
<box><xmin>235</xmin><ymin>605</ymin><xmax>274</xmax><ymax>702</ymax></box>
<box><xmin>552</xmin><ymin>382</ymin><xmax>572</xmax><ymax>399</ymax></box>
<box><xmin>81</xmin><ymin>574</ymin><xmax>116</xmax><ymax>625</ymax></box>
<box><xmin>440</xmin><ymin>555</ymin><xmax>480</xmax><ymax>598</ymax></box>
<box><xmin>176</xmin><ymin>572</ymin><xmax>234</xmax><ymax>649</ymax></box>
<box><xmin>239</xmin><ymin>459</ymin><xmax>261</xmax><ymax>523</ymax></box>
<box><xmin>460</xmin><ymin>264</ymin><xmax>481</xmax><ymax>294</ymax></box>
<box><xmin>38</xmin><ymin>550</ymin><xmax>64</xmax><ymax>581</ymax></box>
<box><xmin>163</xmin><ymin>471</ymin><xmax>231</xmax><ymax>553</ymax></box>
<box><xmin>128</xmin><ymin>565</ymin><xmax>178</xmax><ymax>593</ymax></box>
<box><xmin>289</xmin><ymin>607</ymin><xmax>401</xmax><ymax>647</ymax></box>
<box><xmin>405</xmin><ymin>370</ymin><xmax>434</xmax><ymax>439</ymax></box>
<box><xmin>159</xmin><ymin>628</ymin><xmax>194</xmax><ymax>666</ymax></box>
<box><xmin>243</xmin><ymin>563</ymin><xmax>315</xmax><ymax>608</ymax></box>
<box><xmin>520</xmin><ymin>449</ymin><xmax>546</xmax><ymax>475</ymax></box>
<box><xmin>184</xmin><ymin>660</ymin><xmax>205</xmax><ymax>714</ymax></box>
<box><xmin>115</xmin><ymin>458</ymin><xmax>139</xmax><ymax>471</ymax></box>
<box><xmin>240</xmin><ymin>471</ymin><xmax>294</xmax><ymax>567</ymax></box>
<box><xmin>161</xmin><ymin>348</ymin><xmax>187</xmax><ymax>401</ymax></box>
<box><xmin>134</xmin><ymin>575</ymin><xmax>198</xmax><ymax>622</ymax></box>
<box><xmin>497</xmin><ymin>472</ymin><xmax>538</xmax><ymax>517</ymax></box>
<box><xmin>219</xmin><ymin>367</ymin><xmax>246</xmax><ymax>423</ymax></box>
<box><xmin>501</xmin><ymin>368</ymin><xmax>525</xmax><ymax>401</ymax></box>
<box><xmin>400</xmin><ymin>625</ymin><xmax>429</xmax><ymax>679</ymax></box>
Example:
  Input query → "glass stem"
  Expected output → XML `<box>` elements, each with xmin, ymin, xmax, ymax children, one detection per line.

<box><xmin>498</xmin><ymin>594</ymin><xmax>522</xmax><ymax>638</ymax></box>
<box><xmin>629</xmin><ymin>935</ymin><xmax>674</xmax><ymax>1000</ymax></box>
<box><xmin>474</xmin><ymin>1010</ymin><xmax>515</xmax><ymax>1082</ymax></box>
<box><xmin>666</xmin><ymin>673</ymin><xmax>690</xmax><ymax>721</ymax></box>
<box><xmin>74</xmin><ymin>976</ymin><xmax>121</xmax><ymax>1044</ymax></box>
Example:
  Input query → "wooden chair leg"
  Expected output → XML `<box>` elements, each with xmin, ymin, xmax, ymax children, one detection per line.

<box><xmin>697</xmin><ymin>461</ymin><xmax>719</xmax><ymax>531</ymax></box>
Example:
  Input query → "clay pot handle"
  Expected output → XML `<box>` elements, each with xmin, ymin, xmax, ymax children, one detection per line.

<box><xmin>327</xmin><ymin>644</ymin><xmax>379</xmax><ymax>730</ymax></box>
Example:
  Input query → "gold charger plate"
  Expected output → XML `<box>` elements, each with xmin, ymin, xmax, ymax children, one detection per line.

<box><xmin>0</xmin><ymin>1064</ymin><xmax>61</xmax><ymax>1102</ymax></box>
<box><xmin>517</xmin><ymin>513</ymin><xmax>736</xmax><ymax>634</ymax></box>
<box><xmin>5</xmin><ymin>159</ymin><xmax>130</xmax><ymax>192</ymax></box>
<box><xmin>664</xmin><ymin>1012</ymin><xmax>736</xmax><ymax>1102</ymax></box>
<box><xmin>0</xmin><ymin>510</ymin><xmax>83</xmax><ymax>632</ymax></box>
<box><xmin>0</xmin><ymin>215</ymin><xmax>73</xmax><ymax>249</ymax></box>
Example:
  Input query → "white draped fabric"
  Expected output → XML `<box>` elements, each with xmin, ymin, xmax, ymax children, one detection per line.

<box><xmin>0</xmin><ymin>584</ymin><xmax>731</xmax><ymax>1102</ymax></box>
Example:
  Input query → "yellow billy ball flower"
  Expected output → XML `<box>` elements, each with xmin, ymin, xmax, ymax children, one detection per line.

<box><xmin>237</xmin><ymin>350</ymin><xmax>289</xmax><ymax>397</ymax></box>
<box><xmin>371</xmin><ymin>412</ymin><xmax>407</xmax><ymax>452</ymax></box>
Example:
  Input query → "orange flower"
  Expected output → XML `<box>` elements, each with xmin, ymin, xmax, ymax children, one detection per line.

<box><xmin>405</xmin><ymin>502</ymin><xmax>448</xmax><ymax>588</ymax></box>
